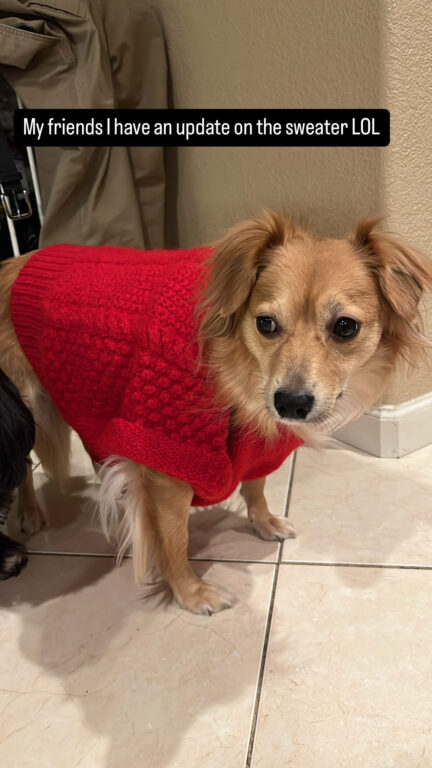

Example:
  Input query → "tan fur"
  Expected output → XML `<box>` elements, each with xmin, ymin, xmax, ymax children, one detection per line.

<box><xmin>18</xmin><ymin>464</ymin><xmax>46</xmax><ymax>534</ymax></box>
<box><xmin>2</xmin><ymin>213</ymin><xmax>431</xmax><ymax>614</ymax></box>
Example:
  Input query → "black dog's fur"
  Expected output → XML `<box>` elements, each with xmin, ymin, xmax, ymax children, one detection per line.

<box><xmin>0</xmin><ymin>368</ymin><xmax>35</xmax><ymax>579</ymax></box>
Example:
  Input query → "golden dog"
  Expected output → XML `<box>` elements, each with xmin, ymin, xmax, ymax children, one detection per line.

<box><xmin>1</xmin><ymin>212</ymin><xmax>431</xmax><ymax>613</ymax></box>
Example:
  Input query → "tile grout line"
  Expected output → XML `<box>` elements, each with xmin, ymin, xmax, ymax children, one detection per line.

<box><xmin>244</xmin><ymin>561</ymin><xmax>280</xmax><ymax>768</ymax></box>
<box><xmin>25</xmin><ymin>549</ymin><xmax>280</xmax><ymax>564</ymax></box>
<box><xmin>284</xmin><ymin>450</ymin><xmax>297</xmax><ymax>520</ymax></box>
<box><xmin>244</xmin><ymin>451</ymin><xmax>298</xmax><ymax>768</ymax></box>
<box><xmin>281</xmin><ymin>560</ymin><xmax>432</xmax><ymax>571</ymax></box>
<box><xmin>24</xmin><ymin>550</ymin><xmax>432</xmax><ymax>571</ymax></box>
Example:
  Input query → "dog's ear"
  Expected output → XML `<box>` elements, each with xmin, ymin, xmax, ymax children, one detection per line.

<box><xmin>351</xmin><ymin>219</ymin><xmax>432</xmax><ymax>323</ymax></box>
<box><xmin>197</xmin><ymin>211</ymin><xmax>297</xmax><ymax>343</ymax></box>
<box><xmin>206</xmin><ymin>210</ymin><xmax>292</xmax><ymax>317</ymax></box>
<box><xmin>351</xmin><ymin>219</ymin><xmax>432</xmax><ymax>363</ymax></box>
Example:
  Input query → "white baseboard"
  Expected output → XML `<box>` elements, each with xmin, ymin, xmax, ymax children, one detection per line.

<box><xmin>334</xmin><ymin>391</ymin><xmax>432</xmax><ymax>458</ymax></box>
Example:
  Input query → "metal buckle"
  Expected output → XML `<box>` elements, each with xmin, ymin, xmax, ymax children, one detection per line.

<box><xmin>0</xmin><ymin>185</ymin><xmax>32</xmax><ymax>221</ymax></box>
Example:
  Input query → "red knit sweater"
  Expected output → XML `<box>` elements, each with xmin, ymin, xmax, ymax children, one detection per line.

<box><xmin>11</xmin><ymin>245</ymin><xmax>302</xmax><ymax>506</ymax></box>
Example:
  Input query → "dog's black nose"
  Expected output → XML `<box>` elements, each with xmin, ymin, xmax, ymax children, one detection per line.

<box><xmin>274</xmin><ymin>389</ymin><xmax>315</xmax><ymax>420</ymax></box>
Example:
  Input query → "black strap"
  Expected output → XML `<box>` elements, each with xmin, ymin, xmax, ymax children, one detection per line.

<box><xmin>0</xmin><ymin>127</ymin><xmax>23</xmax><ymax>190</ymax></box>
<box><xmin>0</xmin><ymin>127</ymin><xmax>32</xmax><ymax>220</ymax></box>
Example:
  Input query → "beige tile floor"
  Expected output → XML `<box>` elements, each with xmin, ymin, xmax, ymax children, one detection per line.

<box><xmin>1</xmin><ymin>435</ymin><xmax>432</xmax><ymax>767</ymax></box>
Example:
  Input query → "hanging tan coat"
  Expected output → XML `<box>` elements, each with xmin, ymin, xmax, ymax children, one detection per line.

<box><xmin>0</xmin><ymin>0</ymin><xmax>168</xmax><ymax>248</ymax></box>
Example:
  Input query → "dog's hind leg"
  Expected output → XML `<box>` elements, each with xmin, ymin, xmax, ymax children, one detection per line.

<box><xmin>240</xmin><ymin>476</ymin><xmax>296</xmax><ymax>541</ymax></box>
<box><xmin>18</xmin><ymin>463</ymin><xmax>46</xmax><ymax>535</ymax></box>
<box><xmin>0</xmin><ymin>253</ymin><xmax>71</xmax><ymax>490</ymax></box>
<box><xmin>32</xmin><ymin>390</ymin><xmax>71</xmax><ymax>488</ymax></box>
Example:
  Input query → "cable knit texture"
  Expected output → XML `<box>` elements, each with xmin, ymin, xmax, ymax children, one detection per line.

<box><xmin>11</xmin><ymin>244</ymin><xmax>302</xmax><ymax>505</ymax></box>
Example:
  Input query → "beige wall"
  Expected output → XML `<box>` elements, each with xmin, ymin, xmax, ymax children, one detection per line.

<box><xmin>380</xmin><ymin>2</ymin><xmax>432</xmax><ymax>403</ymax></box>
<box><xmin>154</xmin><ymin>0</ymin><xmax>431</xmax><ymax>405</ymax></box>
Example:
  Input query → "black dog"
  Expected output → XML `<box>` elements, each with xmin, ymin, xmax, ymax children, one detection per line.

<box><xmin>0</xmin><ymin>368</ymin><xmax>35</xmax><ymax>579</ymax></box>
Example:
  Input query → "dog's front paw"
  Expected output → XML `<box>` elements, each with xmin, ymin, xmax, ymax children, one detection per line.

<box><xmin>252</xmin><ymin>514</ymin><xmax>296</xmax><ymax>541</ymax></box>
<box><xmin>0</xmin><ymin>535</ymin><xmax>28</xmax><ymax>580</ymax></box>
<box><xmin>18</xmin><ymin>504</ymin><xmax>46</xmax><ymax>535</ymax></box>
<box><xmin>175</xmin><ymin>580</ymin><xmax>235</xmax><ymax>615</ymax></box>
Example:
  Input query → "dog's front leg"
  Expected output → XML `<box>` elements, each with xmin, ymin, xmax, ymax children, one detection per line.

<box><xmin>147</xmin><ymin>469</ymin><xmax>234</xmax><ymax>615</ymax></box>
<box><xmin>18</xmin><ymin>463</ymin><xmax>46</xmax><ymax>535</ymax></box>
<box><xmin>240</xmin><ymin>476</ymin><xmax>296</xmax><ymax>541</ymax></box>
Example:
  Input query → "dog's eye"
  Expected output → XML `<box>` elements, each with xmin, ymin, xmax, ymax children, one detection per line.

<box><xmin>256</xmin><ymin>316</ymin><xmax>278</xmax><ymax>336</ymax></box>
<box><xmin>332</xmin><ymin>317</ymin><xmax>360</xmax><ymax>339</ymax></box>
